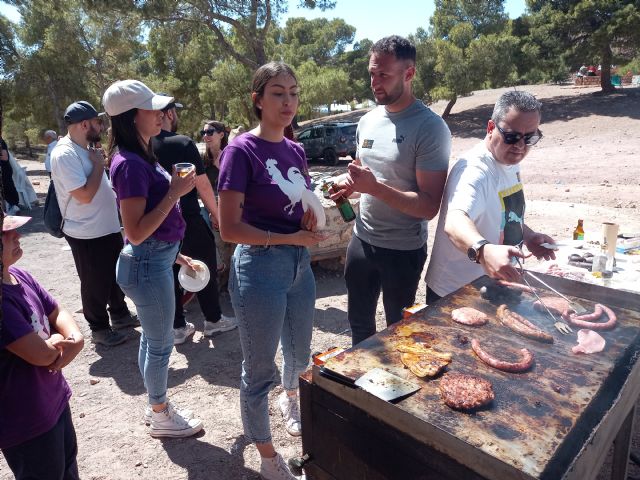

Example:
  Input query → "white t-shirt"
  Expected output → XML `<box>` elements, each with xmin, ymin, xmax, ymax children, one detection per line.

<box><xmin>50</xmin><ymin>136</ymin><xmax>120</xmax><ymax>239</ymax></box>
<box><xmin>425</xmin><ymin>142</ymin><xmax>525</xmax><ymax>297</ymax></box>
<box><xmin>44</xmin><ymin>140</ymin><xmax>57</xmax><ymax>173</ymax></box>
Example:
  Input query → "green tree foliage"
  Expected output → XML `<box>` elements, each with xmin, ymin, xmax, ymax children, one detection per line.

<box><xmin>526</xmin><ymin>0</ymin><xmax>640</xmax><ymax>92</ymax></box>
<box><xmin>335</xmin><ymin>38</ymin><xmax>373</xmax><ymax>103</ymax></box>
<box><xmin>279</xmin><ymin>17</ymin><xmax>355</xmax><ymax>67</ymax></box>
<box><xmin>296</xmin><ymin>60</ymin><xmax>350</xmax><ymax>118</ymax></box>
<box><xmin>4</xmin><ymin>0</ymin><xmax>144</xmax><ymax>138</ymax></box>
<box><xmin>420</xmin><ymin>0</ymin><xmax>517</xmax><ymax>118</ymax></box>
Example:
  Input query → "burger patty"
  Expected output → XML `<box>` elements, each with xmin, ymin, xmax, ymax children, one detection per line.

<box><xmin>439</xmin><ymin>372</ymin><xmax>495</xmax><ymax>410</ymax></box>
<box><xmin>451</xmin><ymin>307</ymin><xmax>488</xmax><ymax>326</ymax></box>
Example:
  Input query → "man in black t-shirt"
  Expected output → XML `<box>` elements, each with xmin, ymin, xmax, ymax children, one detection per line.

<box><xmin>0</xmin><ymin>137</ymin><xmax>21</xmax><ymax>215</ymax></box>
<box><xmin>152</xmin><ymin>98</ymin><xmax>237</xmax><ymax>345</ymax></box>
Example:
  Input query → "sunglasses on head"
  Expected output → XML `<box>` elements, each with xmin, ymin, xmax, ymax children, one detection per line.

<box><xmin>200</xmin><ymin>127</ymin><xmax>223</xmax><ymax>136</ymax></box>
<box><xmin>495</xmin><ymin>124</ymin><xmax>542</xmax><ymax>146</ymax></box>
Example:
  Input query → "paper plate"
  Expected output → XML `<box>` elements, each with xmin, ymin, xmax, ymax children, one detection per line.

<box><xmin>178</xmin><ymin>260</ymin><xmax>210</xmax><ymax>292</ymax></box>
<box><xmin>306</xmin><ymin>190</ymin><xmax>326</xmax><ymax>229</ymax></box>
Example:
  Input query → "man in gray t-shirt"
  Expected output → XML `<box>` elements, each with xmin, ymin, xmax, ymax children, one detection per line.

<box><xmin>333</xmin><ymin>35</ymin><xmax>451</xmax><ymax>346</ymax></box>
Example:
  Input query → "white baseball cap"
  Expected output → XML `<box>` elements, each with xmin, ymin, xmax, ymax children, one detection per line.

<box><xmin>102</xmin><ymin>80</ymin><xmax>174</xmax><ymax>116</ymax></box>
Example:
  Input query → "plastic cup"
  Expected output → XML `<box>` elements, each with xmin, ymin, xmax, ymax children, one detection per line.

<box><xmin>175</xmin><ymin>163</ymin><xmax>195</xmax><ymax>178</ymax></box>
<box><xmin>602</xmin><ymin>222</ymin><xmax>619</xmax><ymax>256</ymax></box>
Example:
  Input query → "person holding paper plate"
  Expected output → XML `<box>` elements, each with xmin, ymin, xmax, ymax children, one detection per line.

<box><xmin>218</xmin><ymin>61</ymin><xmax>327</xmax><ymax>480</ymax></box>
<box><xmin>102</xmin><ymin>79</ymin><xmax>203</xmax><ymax>439</ymax></box>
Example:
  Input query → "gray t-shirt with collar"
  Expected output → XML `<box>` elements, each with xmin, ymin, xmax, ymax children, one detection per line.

<box><xmin>354</xmin><ymin>99</ymin><xmax>451</xmax><ymax>250</ymax></box>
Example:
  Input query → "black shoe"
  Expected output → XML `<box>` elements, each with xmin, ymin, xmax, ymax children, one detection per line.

<box><xmin>92</xmin><ymin>329</ymin><xmax>127</xmax><ymax>346</ymax></box>
<box><xmin>111</xmin><ymin>312</ymin><xmax>140</xmax><ymax>330</ymax></box>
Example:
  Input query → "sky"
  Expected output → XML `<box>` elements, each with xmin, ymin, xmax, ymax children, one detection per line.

<box><xmin>1</xmin><ymin>1</ymin><xmax>527</xmax><ymax>41</ymax></box>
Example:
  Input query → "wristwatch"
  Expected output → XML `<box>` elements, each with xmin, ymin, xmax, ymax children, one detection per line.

<box><xmin>467</xmin><ymin>240</ymin><xmax>490</xmax><ymax>263</ymax></box>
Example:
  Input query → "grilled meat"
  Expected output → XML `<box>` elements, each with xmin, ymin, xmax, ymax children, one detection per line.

<box><xmin>451</xmin><ymin>307</ymin><xmax>488</xmax><ymax>326</ymax></box>
<box><xmin>439</xmin><ymin>372</ymin><xmax>495</xmax><ymax>410</ymax></box>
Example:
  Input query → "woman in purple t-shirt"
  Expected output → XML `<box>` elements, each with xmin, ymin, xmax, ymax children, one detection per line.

<box><xmin>1</xmin><ymin>215</ymin><xmax>84</xmax><ymax>479</ymax></box>
<box><xmin>218</xmin><ymin>62</ymin><xmax>326</xmax><ymax>480</ymax></box>
<box><xmin>102</xmin><ymin>79</ymin><xmax>203</xmax><ymax>439</ymax></box>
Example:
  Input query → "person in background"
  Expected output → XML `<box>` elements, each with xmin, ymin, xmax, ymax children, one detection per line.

<box><xmin>51</xmin><ymin>101</ymin><xmax>138</xmax><ymax>347</ymax></box>
<box><xmin>1</xmin><ymin>215</ymin><xmax>84</xmax><ymax>480</ymax></box>
<box><xmin>152</xmin><ymin>97</ymin><xmax>236</xmax><ymax>345</ymax></box>
<box><xmin>218</xmin><ymin>61</ymin><xmax>326</xmax><ymax>480</ymax></box>
<box><xmin>331</xmin><ymin>35</ymin><xmax>451</xmax><ymax>346</ymax></box>
<box><xmin>425</xmin><ymin>90</ymin><xmax>556</xmax><ymax>301</ymax></box>
<box><xmin>200</xmin><ymin>119</ymin><xmax>232</xmax><ymax>277</ymax></box>
<box><xmin>43</xmin><ymin>130</ymin><xmax>58</xmax><ymax>177</ymax></box>
<box><xmin>201</xmin><ymin>120</ymin><xmax>228</xmax><ymax>195</ymax></box>
<box><xmin>102</xmin><ymin>79</ymin><xmax>202</xmax><ymax>438</ymax></box>
<box><xmin>1</xmin><ymin>135</ymin><xmax>21</xmax><ymax>215</ymax></box>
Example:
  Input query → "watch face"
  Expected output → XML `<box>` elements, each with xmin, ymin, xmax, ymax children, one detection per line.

<box><xmin>467</xmin><ymin>247</ymin><xmax>478</xmax><ymax>262</ymax></box>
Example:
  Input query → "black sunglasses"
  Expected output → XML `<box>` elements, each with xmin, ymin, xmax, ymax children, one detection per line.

<box><xmin>200</xmin><ymin>127</ymin><xmax>224</xmax><ymax>136</ymax></box>
<box><xmin>495</xmin><ymin>124</ymin><xmax>542</xmax><ymax>146</ymax></box>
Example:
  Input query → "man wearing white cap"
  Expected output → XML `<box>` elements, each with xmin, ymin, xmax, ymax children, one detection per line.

<box><xmin>51</xmin><ymin>101</ymin><xmax>138</xmax><ymax>347</ymax></box>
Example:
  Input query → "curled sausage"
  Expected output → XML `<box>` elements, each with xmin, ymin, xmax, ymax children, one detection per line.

<box><xmin>471</xmin><ymin>339</ymin><xmax>534</xmax><ymax>373</ymax></box>
<box><xmin>568</xmin><ymin>304</ymin><xmax>616</xmax><ymax>330</ymax></box>
<box><xmin>497</xmin><ymin>305</ymin><xmax>554</xmax><ymax>343</ymax></box>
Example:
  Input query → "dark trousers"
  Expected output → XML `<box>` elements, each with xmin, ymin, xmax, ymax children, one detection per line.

<box><xmin>1</xmin><ymin>159</ymin><xmax>20</xmax><ymax>206</ymax></box>
<box><xmin>65</xmin><ymin>231</ymin><xmax>130</xmax><ymax>332</ymax></box>
<box><xmin>345</xmin><ymin>234</ymin><xmax>427</xmax><ymax>346</ymax></box>
<box><xmin>426</xmin><ymin>287</ymin><xmax>442</xmax><ymax>305</ymax></box>
<box><xmin>173</xmin><ymin>214</ymin><xmax>221</xmax><ymax>328</ymax></box>
<box><xmin>2</xmin><ymin>405</ymin><xmax>79</xmax><ymax>480</ymax></box>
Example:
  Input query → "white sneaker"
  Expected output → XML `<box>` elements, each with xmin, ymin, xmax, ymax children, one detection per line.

<box><xmin>173</xmin><ymin>322</ymin><xmax>195</xmax><ymax>345</ymax></box>
<box><xmin>149</xmin><ymin>403</ymin><xmax>203</xmax><ymax>438</ymax></box>
<box><xmin>278</xmin><ymin>391</ymin><xmax>302</xmax><ymax>437</ymax></box>
<box><xmin>144</xmin><ymin>400</ymin><xmax>193</xmax><ymax>425</ymax></box>
<box><xmin>260</xmin><ymin>453</ymin><xmax>299</xmax><ymax>480</ymax></box>
<box><xmin>203</xmin><ymin>315</ymin><xmax>237</xmax><ymax>336</ymax></box>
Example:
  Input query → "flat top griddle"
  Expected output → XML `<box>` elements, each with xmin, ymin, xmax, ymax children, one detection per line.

<box><xmin>317</xmin><ymin>274</ymin><xmax>640</xmax><ymax>480</ymax></box>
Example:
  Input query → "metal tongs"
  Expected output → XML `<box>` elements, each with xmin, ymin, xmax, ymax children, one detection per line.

<box><xmin>511</xmin><ymin>255</ymin><xmax>574</xmax><ymax>335</ymax></box>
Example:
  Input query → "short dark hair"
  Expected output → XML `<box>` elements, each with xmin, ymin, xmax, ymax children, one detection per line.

<box><xmin>491</xmin><ymin>91</ymin><xmax>542</xmax><ymax>124</ymax></box>
<box><xmin>369</xmin><ymin>35</ymin><xmax>416</xmax><ymax>63</ymax></box>
<box><xmin>251</xmin><ymin>61</ymin><xmax>298</xmax><ymax>120</ymax></box>
<box><xmin>106</xmin><ymin>108</ymin><xmax>156</xmax><ymax>166</ymax></box>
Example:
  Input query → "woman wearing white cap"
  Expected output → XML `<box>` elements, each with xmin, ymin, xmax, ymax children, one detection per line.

<box><xmin>102</xmin><ymin>79</ymin><xmax>202</xmax><ymax>438</ymax></box>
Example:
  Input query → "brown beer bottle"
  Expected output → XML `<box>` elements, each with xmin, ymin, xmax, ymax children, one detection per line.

<box><xmin>329</xmin><ymin>184</ymin><xmax>356</xmax><ymax>222</ymax></box>
<box><xmin>573</xmin><ymin>219</ymin><xmax>584</xmax><ymax>240</ymax></box>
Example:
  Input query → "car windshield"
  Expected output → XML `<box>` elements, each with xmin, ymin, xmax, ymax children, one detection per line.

<box><xmin>341</xmin><ymin>125</ymin><xmax>357</xmax><ymax>135</ymax></box>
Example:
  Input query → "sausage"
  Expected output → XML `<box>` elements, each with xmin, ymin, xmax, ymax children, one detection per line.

<box><xmin>471</xmin><ymin>339</ymin><xmax>534</xmax><ymax>373</ymax></box>
<box><xmin>496</xmin><ymin>280</ymin><xmax>537</xmax><ymax>294</ymax></box>
<box><xmin>568</xmin><ymin>304</ymin><xmax>616</xmax><ymax>330</ymax></box>
<box><xmin>497</xmin><ymin>305</ymin><xmax>555</xmax><ymax>343</ymax></box>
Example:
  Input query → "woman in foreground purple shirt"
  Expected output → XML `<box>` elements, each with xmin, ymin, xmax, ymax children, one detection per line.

<box><xmin>218</xmin><ymin>62</ymin><xmax>326</xmax><ymax>480</ymax></box>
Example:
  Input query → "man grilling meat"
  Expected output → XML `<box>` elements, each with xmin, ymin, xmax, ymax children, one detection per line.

<box><xmin>425</xmin><ymin>91</ymin><xmax>556</xmax><ymax>302</ymax></box>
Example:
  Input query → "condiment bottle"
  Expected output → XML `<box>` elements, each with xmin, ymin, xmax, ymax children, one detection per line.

<box><xmin>329</xmin><ymin>184</ymin><xmax>356</xmax><ymax>222</ymax></box>
<box><xmin>573</xmin><ymin>219</ymin><xmax>585</xmax><ymax>240</ymax></box>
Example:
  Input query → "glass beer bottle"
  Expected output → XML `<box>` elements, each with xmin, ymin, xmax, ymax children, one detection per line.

<box><xmin>573</xmin><ymin>219</ymin><xmax>584</xmax><ymax>240</ymax></box>
<box><xmin>329</xmin><ymin>184</ymin><xmax>356</xmax><ymax>222</ymax></box>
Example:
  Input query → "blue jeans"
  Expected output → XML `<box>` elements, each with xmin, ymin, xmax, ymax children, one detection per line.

<box><xmin>229</xmin><ymin>244</ymin><xmax>315</xmax><ymax>443</ymax></box>
<box><xmin>116</xmin><ymin>238</ymin><xmax>179</xmax><ymax>405</ymax></box>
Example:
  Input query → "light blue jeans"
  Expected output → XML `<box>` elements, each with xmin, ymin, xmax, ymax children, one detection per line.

<box><xmin>229</xmin><ymin>244</ymin><xmax>315</xmax><ymax>443</ymax></box>
<box><xmin>116</xmin><ymin>237</ymin><xmax>179</xmax><ymax>405</ymax></box>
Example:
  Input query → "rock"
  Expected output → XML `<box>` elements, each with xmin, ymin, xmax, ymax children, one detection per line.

<box><xmin>79</xmin><ymin>412</ymin><xmax>85</xmax><ymax>418</ymax></box>
<box><xmin>90</xmin><ymin>378</ymin><xmax>100</xmax><ymax>385</ymax></box>
<box><xmin>565</xmin><ymin>188</ymin><xmax>570</xmax><ymax>192</ymax></box>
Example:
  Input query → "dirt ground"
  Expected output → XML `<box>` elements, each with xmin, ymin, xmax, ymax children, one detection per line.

<box><xmin>2</xmin><ymin>83</ymin><xmax>640</xmax><ymax>480</ymax></box>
